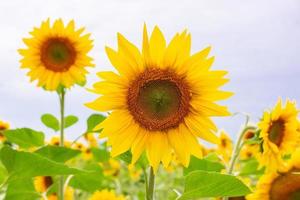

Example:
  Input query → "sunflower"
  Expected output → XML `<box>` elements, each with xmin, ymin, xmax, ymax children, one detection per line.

<box><xmin>89</xmin><ymin>189</ymin><xmax>125</xmax><ymax>200</ymax></box>
<box><xmin>101</xmin><ymin>159</ymin><xmax>121</xmax><ymax>177</ymax></box>
<box><xmin>86</xmin><ymin>25</ymin><xmax>232</xmax><ymax>170</ymax></box>
<box><xmin>0</xmin><ymin>120</ymin><xmax>10</xmax><ymax>141</ymax></box>
<box><xmin>34</xmin><ymin>176</ymin><xmax>53</xmax><ymax>193</ymax></box>
<box><xmin>247</xmin><ymin>149</ymin><xmax>300</xmax><ymax>200</ymax></box>
<box><xmin>50</xmin><ymin>136</ymin><xmax>71</xmax><ymax>147</ymax></box>
<box><xmin>19</xmin><ymin>18</ymin><xmax>94</xmax><ymax>91</ymax></box>
<box><xmin>258</xmin><ymin>99</ymin><xmax>299</xmax><ymax>171</ymax></box>
<box><xmin>240</xmin><ymin>144</ymin><xmax>259</xmax><ymax>160</ymax></box>
<box><xmin>84</xmin><ymin>132</ymin><xmax>98</xmax><ymax>147</ymax></box>
<box><xmin>47</xmin><ymin>187</ymin><xmax>74</xmax><ymax>200</ymax></box>
<box><xmin>217</xmin><ymin>131</ymin><xmax>233</xmax><ymax>163</ymax></box>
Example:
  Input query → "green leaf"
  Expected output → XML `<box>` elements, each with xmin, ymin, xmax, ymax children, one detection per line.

<box><xmin>179</xmin><ymin>171</ymin><xmax>251</xmax><ymax>199</ymax></box>
<box><xmin>69</xmin><ymin>163</ymin><xmax>103</xmax><ymax>192</ymax></box>
<box><xmin>87</xmin><ymin>114</ymin><xmax>106</xmax><ymax>132</ymax></box>
<box><xmin>64</xmin><ymin>115</ymin><xmax>79</xmax><ymax>129</ymax></box>
<box><xmin>117</xmin><ymin>150</ymin><xmax>132</xmax><ymax>164</ymax></box>
<box><xmin>0</xmin><ymin>146</ymin><xmax>84</xmax><ymax>182</ymax></box>
<box><xmin>41</xmin><ymin>114</ymin><xmax>59</xmax><ymax>131</ymax></box>
<box><xmin>5</xmin><ymin>178</ymin><xmax>41</xmax><ymax>200</ymax></box>
<box><xmin>183</xmin><ymin>156</ymin><xmax>225</xmax><ymax>175</ymax></box>
<box><xmin>239</xmin><ymin>159</ymin><xmax>264</xmax><ymax>176</ymax></box>
<box><xmin>35</xmin><ymin>145</ymin><xmax>81</xmax><ymax>163</ymax></box>
<box><xmin>91</xmin><ymin>147</ymin><xmax>110</xmax><ymax>162</ymax></box>
<box><xmin>3</xmin><ymin>128</ymin><xmax>44</xmax><ymax>149</ymax></box>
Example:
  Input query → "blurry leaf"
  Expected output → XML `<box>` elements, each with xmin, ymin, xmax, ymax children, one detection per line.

<box><xmin>184</xmin><ymin>156</ymin><xmax>225</xmax><ymax>175</ymax></box>
<box><xmin>69</xmin><ymin>163</ymin><xmax>103</xmax><ymax>192</ymax></box>
<box><xmin>41</xmin><ymin>114</ymin><xmax>59</xmax><ymax>131</ymax></box>
<box><xmin>239</xmin><ymin>159</ymin><xmax>264</xmax><ymax>176</ymax></box>
<box><xmin>179</xmin><ymin>171</ymin><xmax>251</xmax><ymax>199</ymax></box>
<box><xmin>64</xmin><ymin>115</ymin><xmax>79</xmax><ymax>129</ymax></box>
<box><xmin>5</xmin><ymin>178</ymin><xmax>41</xmax><ymax>200</ymax></box>
<box><xmin>91</xmin><ymin>147</ymin><xmax>110</xmax><ymax>162</ymax></box>
<box><xmin>0</xmin><ymin>146</ymin><xmax>84</xmax><ymax>182</ymax></box>
<box><xmin>87</xmin><ymin>114</ymin><xmax>106</xmax><ymax>132</ymax></box>
<box><xmin>204</xmin><ymin>153</ymin><xmax>221</xmax><ymax>163</ymax></box>
<box><xmin>118</xmin><ymin>151</ymin><xmax>132</xmax><ymax>164</ymax></box>
<box><xmin>4</xmin><ymin>128</ymin><xmax>44</xmax><ymax>149</ymax></box>
<box><xmin>35</xmin><ymin>145</ymin><xmax>81</xmax><ymax>163</ymax></box>
<box><xmin>0</xmin><ymin>161</ymin><xmax>8</xmax><ymax>185</ymax></box>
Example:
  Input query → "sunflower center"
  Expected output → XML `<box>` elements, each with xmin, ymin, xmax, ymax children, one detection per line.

<box><xmin>127</xmin><ymin>68</ymin><xmax>191</xmax><ymax>131</ymax></box>
<box><xmin>41</xmin><ymin>37</ymin><xmax>76</xmax><ymax>72</ymax></box>
<box><xmin>270</xmin><ymin>169</ymin><xmax>300</xmax><ymax>200</ymax></box>
<box><xmin>268</xmin><ymin>119</ymin><xmax>285</xmax><ymax>146</ymax></box>
<box><xmin>43</xmin><ymin>176</ymin><xmax>53</xmax><ymax>189</ymax></box>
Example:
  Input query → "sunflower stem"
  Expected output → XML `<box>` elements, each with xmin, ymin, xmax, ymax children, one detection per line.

<box><xmin>223</xmin><ymin>115</ymin><xmax>251</xmax><ymax>200</ymax></box>
<box><xmin>58</xmin><ymin>88</ymin><xmax>66</xmax><ymax>200</ymax></box>
<box><xmin>147</xmin><ymin>166</ymin><xmax>155</xmax><ymax>200</ymax></box>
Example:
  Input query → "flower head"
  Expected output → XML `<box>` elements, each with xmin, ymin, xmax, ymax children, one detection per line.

<box><xmin>19</xmin><ymin>19</ymin><xmax>94</xmax><ymax>91</ymax></box>
<box><xmin>86</xmin><ymin>25</ymin><xmax>232</xmax><ymax>170</ymax></box>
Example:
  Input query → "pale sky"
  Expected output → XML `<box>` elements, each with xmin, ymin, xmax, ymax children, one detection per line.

<box><xmin>0</xmin><ymin>0</ymin><xmax>299</xmax><ymax>141</ymax></box>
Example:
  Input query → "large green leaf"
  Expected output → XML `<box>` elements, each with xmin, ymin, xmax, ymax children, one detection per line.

<box><xmin>69</xmin><ymin>163</ymin><xmax>103</xmax><ymax>192</ymax></box>
<box><xmin>3</xmin><ymin>128</ymin><xmax>44</xmax><ymax>149</ymax></box>
<box><xmin>239</xmin><ymin>159</ymin><xmax>264</xmax><ymax>176</ymax></box>
<box><xmin>5</xmin><ymin>178</ymin><xmax>41</xmax><ymax>200</ymax></box>
<box><xmin>91</xmin><ymin>147</ymin><xmax>110</xmax><ymax>162</ymax></box>
<box><xmin>64</xmin><ymin>115</ymin><xmax>79</xmax><ymax>129</ymax></box>
<box><xmin>87</xmin><ymin>114</ymin><xmax>106</xmax><ymax>132</ymax></box>
<box><xmin>184</xmin><ymin>156</ymin><xmax>225</xmax><ymax>175</ymax></box>
<box><xmin>41</xmin><ymin>114</ymin><xmax>59</xmax><ymax>131</ymax></box>
<box><xmin>0</xmin><ymin>146</ymin><xmax>84</xmax><ymax>182</ymax></box>
<box><xmin>179</xmin><ymin>171</ymin><xmax>251</xmax><ymax>199</ymax></box>
<box><xmin>35</xmin><ymin>145</ymin><xmax>81</xmax><ymax>163</ymax></box>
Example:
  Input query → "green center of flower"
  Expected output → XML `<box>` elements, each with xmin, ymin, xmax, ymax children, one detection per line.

<box><xmin>127</xmin><ymin>68</ymin><xmax>191</xmax><ymax>131</ymax></box>
<box><xmin>268</xmin><ymin>120</ymin><xmax>285</xmax><ymax>146</ymax></box>
<box><xmin>41</xmin><ymin>38</ymin><xmax>76</xmax><ymax>72</ymax></box>
<box><xmin>137</xmin><ymin>80</ymin><xmax>180</xmax><ymax>120</ymax></box>
<box><xmin>270</xmin><ymin>169</ymin><xmax>300</xmax><ymax>200</ymax></box>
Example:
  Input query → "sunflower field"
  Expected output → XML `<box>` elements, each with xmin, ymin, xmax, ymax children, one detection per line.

<box><xmin>0</xmin><ymin>7</ymin><xmax>299</xmax><ymax>200</ymax></box>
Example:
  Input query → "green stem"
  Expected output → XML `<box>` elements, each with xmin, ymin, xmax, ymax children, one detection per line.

<box><xmin>143</xmin><ymin>167</ymin><xmax>149</xmax><ymax>197</ymax></box>
<box><xmin>58</xmin><ymin>89</ymin><xmax>66</xmax><ymax>200</ymax></box>
<box><xmin>147</xmin><ymin>167</ymin><xmax>155</xmax><ymax>200</ymax></box>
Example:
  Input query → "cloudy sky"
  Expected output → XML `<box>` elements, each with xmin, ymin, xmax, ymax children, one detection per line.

<box><xmin>0</xmin><ymin>0</ymin><xmax>299</xmax><ymax>141</ymax></box>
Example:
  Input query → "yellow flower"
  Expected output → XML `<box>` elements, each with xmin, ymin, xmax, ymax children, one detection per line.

<box><xmin>89</xmin><ymin>189</ymin><xmax>125</xmax><ymax>200</ymax></box>
<box><xmin>240</xmin><ymin>144</ymin><xmax>259</xmax><ymax>160</ymax></box>
<box><xmin>49</xmin><ymin>136</ymin><xmax>71</xmax><ymax>147</ymax></box>
<box><xmin>82</xmin><ymin>147</ymin><xmax>93</xmax><ymax>160</ymax></box>
<box><xmin>47</xmin><ymin>187</ymin><xmax>74</xmax><ymax>200</ymax></box>
<box><xmin>258</xmin><ymin>99</ymin><xmax>299</xmax><ymax>171</ymax></box>
<box><xmin>19</xmin><ymin>18</ymin><xmax>94</xmax><ymax>91</ymax></box>
<box><xmin>101</xmin><ymin>159</ymin><xmax>121</xmax><ymax>177</ymax></box>
<box><xmin>84</xmin><ymin>133</ymin><xmax>98</xmax><ymax>147</ymax></box>
<box><xmin>86</xmin><ymin>25</ymin><xmax>232</xmax><ymax>170</ymax></box>
<box><xmin>0</xmin><ymin>120</ymin><xmax>10</xmax><ymax>142</ymax></box>
<box><xmin>34</xmin><ymin>176</ymin><xmax>53</xmax><ymax>193</ymax></box>
<box><xmin>217</xmin><ymin>131</ymin><xmax>233</xmax><ymax>163</ymax></box>
<box><xmin>128</xmin><ymin>164</ymin><xmax>141</xmax><ymax>181</ymax></box>
<box><xmin>247</xmin><ymin>149</ymin><xmax>300</xmax><ymax>200</ymax></box>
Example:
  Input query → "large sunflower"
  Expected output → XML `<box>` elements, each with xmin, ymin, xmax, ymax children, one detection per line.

<box><xmin>19</xmin><ymin>19</ymin><xmax>94</xmax><ymax>91</ymax></box>
<box><xmin>258</xmin><ymin>99</ymin><xmax>299</xmax><ymax>171</ymax></box>
<box><xmin>247</xmin><ymin>149</ymin><xmax>300</xmax><ymax>200</ymax></box>
<box><xmin>86</xmin><ymin>25</ymin><xmax>232</xmax><ymax>170</ymax></box>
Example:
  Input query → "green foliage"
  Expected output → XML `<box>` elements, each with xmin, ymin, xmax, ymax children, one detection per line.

<box><xmin>64</xmin><ymin>115</ymin><xmax>79</xmax><ymax>128</ymax></box>
<box><xmin>35</xmin><ymin>145</ymin><xmax>81</xmax><ymax>163</ymax></box>
<box><xmin>179</xmin><ymin>170</ymin><xmax>251</xmax><ymax>199</ymax></box>
<box><xmin>239</xmin><ymin>158</ymin><xmax>264</xmax><ymax>176</ymax></box>
<box><xmin>4</xmin><ymin>178</ymin><xmax>41</xmax><ymax>200</ymax></box>
<box><xmin>69</xmin><ymin>163</ymin><xmax>104</xmax><ymax>192</ymax></box>
<box><xmin>41</xmin><ymin>114</ymin><xmax>59</xmax><ymax>131</ymax></box>
<box><xmin>183</xmin><ymin>156</ymin><xmax>225</xmax><ymax>175</ymax></box>
<box><xmin>91</xmin><ymin>147</ymin><xmax>110</xmax><ymax>162</ymax></box>
<box><xmin>87</xmin><ymin>114</ymin><xmax>106</xmax><ymax>132</ymax></box>
<box><xmin>3</xmin><ymin>128</ymin><xmax>44</xmax><ymax>149</ymax></box>
<box><xmin>0</xmin><ymin>146</ymin><xmax>84</xmax><ymax>182</ymax></box>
